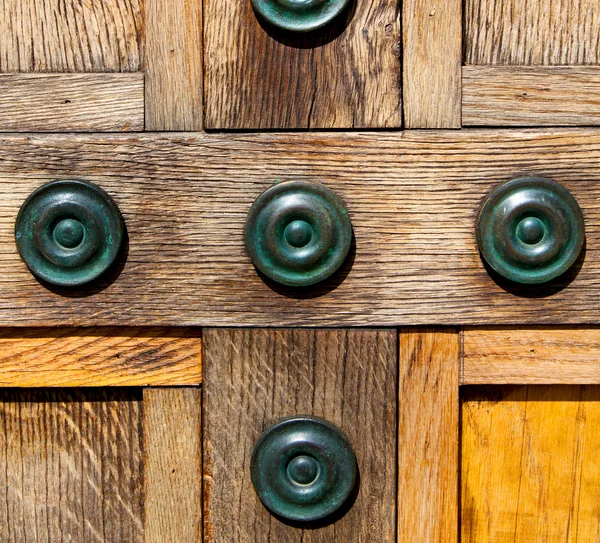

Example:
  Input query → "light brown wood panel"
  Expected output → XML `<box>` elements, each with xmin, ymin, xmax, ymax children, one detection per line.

<box><xmin>0</xmin><ymin>74</ymin><xmax>144</xmax><ymax>132</ymax></box>
<box><xmin>203</xmin><ymin>329</ymin><xmax>397</xmax><ymax>542</ymax></box>
<box><xmin>463</xmin><ymin>66</ymin><xmax>600</xmax><ymax>126</ymax></box>
<box><xmin>464</xmin><ymin>0</ymin><xmax>600</xmax><ymax>65</ymax></box>
<box><xmin>462</xmin><ymin>385</ymin><xmax>600</xmax><ymax>542</ymax></box>
<box><xmin>143</xmin><ymin>388</ymin><xmax>202</xmax><ymax>543</ymax></box>
<box><xmin>0</xmin><ymin>328</ymin><xmax>201</xmax><ymax>387</ymax></box>
<box><xmin>145</xmin><ymin>0</ymin><xmax>203</xmax><ymax>130</ymax></box>
<box><xmin>0</xmin><ymin>0</ymin><xmax>143</xmax><ymax>72</ymax></box>
<box><xmin>203</xmin><ymin>0</ymin><xmax>401</xmax><ymax>129</ymax></box>
<box><xmin>403</xmin><ymin>0</ymin><xmax>462</xmax><ymax>128</ymax></box>
<box><xmin>3</xmin><ymin>131</ymin><xmax>600</xmax><ymax>326</ymax></box>
<box><xmin>0</xmin><ymin>389</ymin><xmax>144</xmax><ymax>543</ymax></box>
<box><xmin>463</xmin><ymin>327</ymin><xmax>600</xmax><ymax>384</ymax></box>
<box><xmin>398</xmin><ymin>329</ymin><xmax>459</xmax><ymax>543</ymax></box>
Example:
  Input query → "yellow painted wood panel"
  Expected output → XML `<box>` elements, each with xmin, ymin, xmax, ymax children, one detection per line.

<box><xmin>462</xmin><ymin>385</ymin><xmax>600</xmax><ymax>542</ymax></box>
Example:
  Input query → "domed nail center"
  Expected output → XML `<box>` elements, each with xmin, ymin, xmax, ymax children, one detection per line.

<box><xmin>287</xmin><ymin>455</ymin><xmax>320</xmax><ymax>485</ymax></box>
<box><xmin>53</xmin><ymin>218</ymin><xmax>85</xmax><ymax>249</ymax></box>
<box><xmin>284</xmin><ymin>220</ymin><xmax>313</xmax><ymax>248</ymax></box>
<box><xmin>516</xmin><ymin>216</ymin><xmax>545</xmax><ymax>245</ymax></box>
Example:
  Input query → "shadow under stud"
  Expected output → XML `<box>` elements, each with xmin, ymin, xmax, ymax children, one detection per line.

<box><xmin>476</xmin><ymin>176</ymin><xmax>584</xmax><ymax>284</ymax></box>
<box><xmin>15</xmin><ymin>180</ymin><xmax>125</xmax><ymax>287</ymax></box>
<box><xmin>250</xmin><ymin>416</ymin><xmax>357</xmax><ymax>522</ymax></box>
<box><xmin>251</xmin><ymin>0</ymin><xmax>352</xmax><ymax>33</ymax></box>
<box><xmin>245</xmin><ymin>180</ymin><xmax>352</xmax><ymax>287</ymax></box>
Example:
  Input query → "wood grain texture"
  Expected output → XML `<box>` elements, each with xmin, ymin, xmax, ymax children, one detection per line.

<box><xmin>145</xmin><ymin>0</ymin><xmax>202</xmax><ymax>130</ymax></box>
<box><xmin>143</xmin><ymin>388</ymin><xmax>202</xmax><ymax>543</ymax></box>
<box><xmin>398</xmin><ymin>329</ymin><xmax>459</xmax><ymax>543</ymax></box>
<box><xmin>463</xmin><ymin>327</ymin><xmax>600</xmax><ymax>384</ymax></box>
<box><xmin>462</xmin><ymin>385</ymin><xmax>600</xmax><ymax>542</ymax></box>
<box><xmin>0</xmin><ymin>0</ymin><xmax>143</xmax><ymax>72</ymax></box>
<box><xmin>463</xmin><ymin>66</ymin><xmax>600</xmax><ymax>126</ymax></box>
<box><xmin>464</xmin><ymin>0</ymin><xmax>600</xmax><ymax>65</ymax></box>
<box><xmin>0</xmin><ymin>389</ymin><xmax>144</xmax><ymax>543</ymax></box>
<box><xmin>0</xmin><ymin>74</ymin><xmax>144</xmax><ymax>132</ymax></box>
<box><xmin>203</xmin><ymin>0</ymin><xmax>401</xmax><ymax>129</ymax></box>
<box><xmin>403</xmin><ymin>0</ymin><xmax>462</xmax><ymax>128</ymax></box>
<box><xmin>4</xmin><ymin>131</ymin><xmax>600</xmax><ymax>326</ymax></box>
<box><xmin>0</xmin><ymin>328</ymin><xmax>201</xmax><ymax>387</ymax></box>
<box><xmin>203</xmin><ymin>328</ymin><xmax>397</xmax><ymax>542</ymax></box>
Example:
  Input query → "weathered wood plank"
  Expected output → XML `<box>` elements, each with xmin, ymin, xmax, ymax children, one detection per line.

<box><xmin>0</xmin><ymin>327</ymin><xmax>201</xmax><ymax>387</ymax></box>
<box><xmin>0</xmin><ymin>74</ymin><xmax>144</xmax><ymax>132</ymax></box>
<box><xmin>0</xmin><ymin>0</ymin><xmax>143</xmax><ymax>72</ymax></box>
<box><xmin>203</xmin><ymin>0</ymin><xmax>401</xmax><ymax>128</ymax></box>
<box><xmin>143</xmin><ymin>388</ymin><xmax>202</xmax><ymax>543</ymax></box>
<box><xmin>203</xmin><ymin>329</ymin><xmax>397</xmax><ymax>542</ymax></box>
<box><xmin>403</xmin><ymin>0</ymin><xmax>462</xmax><ymax>128</ymax></box>
<box><xmin>463</xmin><ymin>327</ymin><xmax>600</xmax><ymax>384</ymax></box>
<box><xmin>398</xmin><ymin>329</ymin><xmax>459</xmax><ymax>543</ymax></box>
<box><xmin>462</xmin><ymin>385</ymin><xmax>600</xmax><ymax>542</ymax></box>
<box><xmin>145</xmin><ymin>0</ymin><xmax>202</xmax><ymax>130</ymax></box>
<box><xmin>1</xmin><ymin>131</ymin><xmax>600</xmax><ymax>325</ymax></box>
<box><xmin>463</xmin><ymin>66</ymin><xmax>600</xmax><ymax>126</ymax></box>
<box><xmin>0</xmin><ymin>389</ymin><xmax>144</xmax><ymax>543</ymax></box>
<box><xmin>464</xmin><ymin>0</ymin><xmax>600</xmax><ymax>65</ymax></box>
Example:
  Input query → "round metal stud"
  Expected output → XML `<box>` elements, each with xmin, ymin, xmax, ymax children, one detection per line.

<box><xmin>251</xmin><ymin>0</ymin><xmax>352</xmax><ymax>33</ymax></box>
<box><xmin>245</xmin><ymin>180</ymin><xmax>352</xmax><ymax>287</ymax></box>
<box><xmin>251</xmin><ymin>415</ymin><xmax>357</xmax><ymax>522</ymax></box>
<box><xmin>15</xmin><ymin>180</ymin><xmax>125</xmax><ymax>287</ymax></box>
<box><xmin>476</xmin><ymin>176</ymin><xmax>585</xmax><ymax>284</ymax></box>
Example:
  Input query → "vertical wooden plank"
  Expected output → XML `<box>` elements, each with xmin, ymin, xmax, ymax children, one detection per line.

<box><xmin>403</xmin><ymin>0</ymin><xmax>462</xmax><ymax>128</ymax></box>
<box><xmin>204</xmin><ymin>0</ymin><xmax>401</xmax><ymax>129</ymax></box>
<box><xmin>0</xmin><ymin>389</ymin><xmax>144</xmax><ymax>543</ymax></box>
<box><xmin>0</xmin><ymin>0</ymin><xmax>143</xmax><ymax>72</ymax></box>
<box><xmin>203</xmin><ymin>328</ymin><xmax>397</xmax><ymax>542</ymax></box>
<box><xmin>462</xmin><ymin>385</ymin><xmax>600</xmax><ymax>542</ymax></box>
<box><xmin>143</xmin><ymin>387</ymin><xmax>202</xmax><ymax>543</ymax></box>
<box><xmin>145</xmin><ymin>0</ymin><xmax>203</xmax><ymax>130</ymax></box>
<box><xmin>398</xmin><ymin>328</ymin><xmax>460</xmax><ymax>543</ymax></box>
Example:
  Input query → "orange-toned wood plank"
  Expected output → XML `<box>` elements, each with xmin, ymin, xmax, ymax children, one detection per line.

<box><xmin>398</xmin><ymin>328</ymin><xmax>460</xmax><ymax>543</ymax></box>
<box><xmin>0</xmin><ymin>328</ymin><xmax>201</xmax><ymax>387</ymax></box>
<box><xmin>462</xmin><ymin>385</ymin><xmax>600</xmax><ymax>542</ymax></box>
<box><xmin>463</xmin><ymin>327</ymin><xmax>600</xmax><ymax>384</ymax></box>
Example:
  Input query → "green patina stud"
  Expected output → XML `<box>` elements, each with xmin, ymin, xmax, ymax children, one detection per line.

<box><xmin>245</xmin><ymin>180</ymin><xmax>352</xmax><ymax>287</ymax></box>
<box><xmin>15</xmin><ymin>180</ymin><xmax>124</xmax><ymax>287</ymax></box>
<box><xmin>476</xmin><ymin>176</ymin><xmax>585</xmax><ymax>284</ymax></box>
<box><xmin>251</xmin><ymin>0</ymin><xmax>352</xmax><ymax>33</ymax></box>
<box><xmin>250</xmin><ymin>416</ymin><xmax>357</xmax><ymax>522</ymax></box>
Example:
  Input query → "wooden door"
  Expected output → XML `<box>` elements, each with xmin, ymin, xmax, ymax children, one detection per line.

<box><xmin>1</xmin><ymin>0</ymin><xmax>600</xmax><ymax>541</ymax></box>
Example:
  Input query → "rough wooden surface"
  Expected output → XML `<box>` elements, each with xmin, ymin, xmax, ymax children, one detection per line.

<box><xmin>398</xmin><ymin>329</ymin><xmax>459</xmax><ymax>543</ymax></box>
<box><xmin>143</xmin><ymin>388</ymin><xmax>202</xmax><ymax>543</ymax></box>
<box><xmin>0</xmin><ymin>0</ymin><xmax>143</xmax><ymax>72</ymax></box>
<box><xmin>203</xmin><ymin>328</ymin><xmax>397</xmax><ymax>542</ymax></box>
<box><xmin>464</xmin><ymin>0</ymin><xmax>600</xmax><ymax>65</ymax></box>
<box><xmin>0</xmin><ymin>327</ymin><xmax>201</xmax><ymax>387</ymax></box>
<box><xmin>463</xmin><ymin>66</ymin><xmax>600</xmax><ymax>126</ymax></box>
<box><xmin>403</xmin><ymin>0</ymin><xmax>462</xmax><ymax>128</ymax></box>
<box><xmin>203</xmin><ymin>0</ymin><xmax>401</xmax><ymax>129</ymax></box>
<box><xmin>0</xmin><ymin>74</ymin><xmax>144</xmax><ymax>132</ymax></box>
<box><xmin>4</xmin><ymin>131</ymin><xmax>600</xmax><ymax>326</ymax></box>
<box><xmin>462</xmin><ymin>385</ymin><xmax>600</xmax><ymax>542</ymax></box>
<box><xmin>145</xmin><ymin>0</ymin><xmax>202</xmax><ymax>130</ymax></box>
<box><xmin>0</xmin><ymin>389</ymin><xmax>144</xmax><ymax>543</ymax></box>
<box><xmin>463</xmin><ymin>327</ymin><xmax>600</xmax><ymax>384</ymax></box>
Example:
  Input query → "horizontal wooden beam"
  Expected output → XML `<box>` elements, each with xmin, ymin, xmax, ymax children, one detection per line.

<box><xmin>462</xmin><ymin>66</ymin><xmax>600</xmax><ymax>126</ymax></box>
<box><xmin>0</xmin><ymin>328</ymin><xmax>201</xmax><ymax>387</ymax></box>
<box><xmin>0</xmin><ymin>74</ymin><xmax>144</xmax><ymax>131</ymax></box>
<box><xmin>463</xmin><ymin>327</ymin><xmax>600</xmax><ymax>384</ymax></box>
<box><xmin>1</xmin><ymin>131</ymin><xmax>600</xmax><ymax>326</ymax></box>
